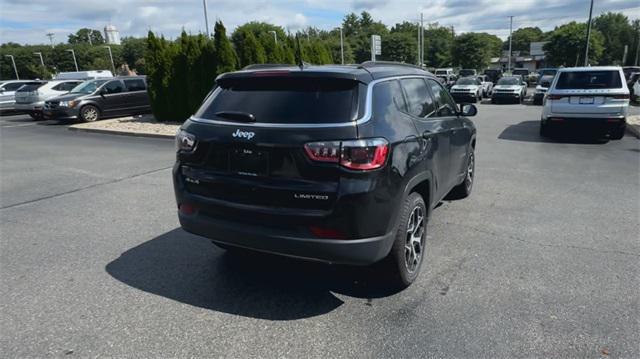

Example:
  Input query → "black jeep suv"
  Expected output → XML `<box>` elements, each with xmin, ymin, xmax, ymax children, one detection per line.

<box><xmin>173</xmin><ymin>62</ymin><xmax>477</xmax><ymax>287</ymax></box>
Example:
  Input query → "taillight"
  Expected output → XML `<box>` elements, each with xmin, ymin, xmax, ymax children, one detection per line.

<box><xmin>612</xmin><ymin>94</ymin><xmax>629</xmax><ymax>100</ymax></box>
<box><xmin>547</xmin><ymin>94</ymin><xmax>565</xmax><ymax>100</ymax></box>
<box><xmin>304</xmin><ymin>138</ymin><xmax>389</xmax><ymax>170</ymax></box>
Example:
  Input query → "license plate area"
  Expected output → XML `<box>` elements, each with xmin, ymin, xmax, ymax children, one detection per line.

<box><xmin>229</xmin><ymin>148</ymin><xmax>268</xmax><ymax>176</ymax></box>
<box><xmin>579</xmin><ymin>96</ymin><xmax>594</xmax><ymax>104</ymax></box>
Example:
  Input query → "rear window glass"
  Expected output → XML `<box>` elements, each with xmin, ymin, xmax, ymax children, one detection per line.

<box><xmin>197</xmin><ymin>77</ymin><xmax>357</xmax><ymax>124</ymax></box>
<box><xmin>556</xmin><ymin>71</ymin><xmax>622</xmax><ymax>90</ymax></box>
<box><xmin>497</xmin><ymin>77</ymin><xmax>520</xmax><ymax>85</ymax></box>
<box><xmin>513</xmin><ymin>69</ymin><xmax>529</xmax><ymax>75</ymax></box>
<box><xmin>16</xmin><ymin>83</ymin><xmax>46</xmax><ymax>92</ymax></box>
<box><xmin>124</xmin><ymin>79</ymin><xmax>146</xmax><ymax>91</ymax></box>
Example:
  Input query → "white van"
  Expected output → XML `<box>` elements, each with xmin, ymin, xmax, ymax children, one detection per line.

<box><xmin>540</xmin><ymin>66</ymin><xmax>629</xmax><ymax>139</ymax></box>
<box><xmin>54</xmin><ymin>70</ymin><xmax>113</xmax><ymax>80</ymax></box>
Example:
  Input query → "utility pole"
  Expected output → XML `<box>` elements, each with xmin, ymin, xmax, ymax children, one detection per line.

<box><xmin>622</xmin><ymin>45</ymin><xmax>628</xmax><ymax>65</ymax></box>
<box><xmin>339</xmin><ymin>27</ymin><xmax>344</xmax><ymax>65</ymax></box>
<box><xmin>202</xmin><ymin>0</ymin><xmax>210</xmax><ymax>37</ymax></box>
<box><xmin>4</xmin><ymin>55</ymin><xmax>19</xmax><ymax>79</ymax></box>
<box><xmin>420</xmin><ymin>13</ymin><xmax>424</xmax><ymax>67</ymax></box>
<box><xmin>508</xmin><ymin>16</ymin><xmax>514</xmax><ymax>73</ymax></box>
<box><xmin>584</xmin><ymin>0</ymin><xmax>594</xmax><ymax>66</ymax></box>
<box><xmin>46</xmin><ymin>33</ymin><xmax>55</xmax><ymax>48</ymax></box>
<box><xmin>103</xmin><ymin>46</ymin><xmax>116</xmax><ymax>74</ymax></box>
<box><xmin>269</xmin><ymin>30</ymin><xmax>277</xmax><ymax>45</ymax></box>
<box><xmin>417</xmin><ymin>20</ymin><xmax>421</xmax><ymax>66</ymax></box>
<box><xmin>87</xmin><ymin>31</ymin><xmax>92</xmax><ymax>46</ymax></box>
<box><xmin>66</xmin><ymin>49</ymin><xmax>78</xmax><ymax>72</ymax></box>
<box><xmin>635</xmin><ymin>29</ymin><xmax>639</xmax><ymax>66</ymax></box>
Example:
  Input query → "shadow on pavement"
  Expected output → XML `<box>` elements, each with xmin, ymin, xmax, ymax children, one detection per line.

<box><xmin>498</xmin><ymin>121</ymin><xmax>610</xmax><ymax>144</ymax></box>
<box><xmin>106</xmin><ymin>228</ymin><xmax>403</xmax><ymax>320</ymax></box>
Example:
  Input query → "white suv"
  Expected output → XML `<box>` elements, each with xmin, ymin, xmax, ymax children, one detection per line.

<box><xmin>540</xmin><ymin>66</ymin><xmax>629</xmax><ymax>139</ymax></box>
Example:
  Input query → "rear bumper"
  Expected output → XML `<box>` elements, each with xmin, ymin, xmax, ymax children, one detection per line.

<box><xmin>542</xmin><ymin>116</ymin><xmax>626</xmax><ymax>133</ymax></box>
<box><xmin>178</xmin><ymin>210</ymin><xmax>395</xmax><ymax>265</ymax></box>
<box><xmin>14</xmin><ymin>102</ymin><xmax>44</xmax><ymax>112</ymax></box>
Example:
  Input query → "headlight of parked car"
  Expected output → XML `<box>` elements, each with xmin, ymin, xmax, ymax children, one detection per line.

<box><xmin>59</xmin><ymin>100</ymin><xmax>78</xmax><ymax>108</ymax></box>
<box><xmin>176</xmin><ymin>129</ymin><xmax>196</xmax><ymax>152</ymax></box>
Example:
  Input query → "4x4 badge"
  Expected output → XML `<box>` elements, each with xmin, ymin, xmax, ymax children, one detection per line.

<box><xmin>232</xmin><ymin>129</ymin><xmax>255</xmax><ymax>140</ymax></box>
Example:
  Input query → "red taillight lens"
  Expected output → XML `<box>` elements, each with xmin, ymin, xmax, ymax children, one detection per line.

<box><xmin>612</xmin><ymin>94</ymin><xmax>629</xmax><ymax>100</ymax></box>
<box><xmin>340</xmin><ymin>139</ymin><xmax>389</xmax><ymax>170</ymax></box>
<box><xmin>547</xmin><ymin>94</ymin><xmax>565</xmax><ymax>100</ymax></box>
<box><xmin>179</xmin><ymin>203</ymin><xmax>196</xmax><ymax>215</ymax></box>
<box><xmin>304</xmin><ymin>138</ymin><xmax>389</xmax><ymax>171</ymax></box>
<box><xmin>303</xmin><ymin>141</ymin><xmax>341</xmax><ymax>163</ymax></box>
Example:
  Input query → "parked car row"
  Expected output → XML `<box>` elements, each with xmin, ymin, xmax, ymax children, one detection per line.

<box><xmin>0</xmin><ymin>70</ymin><xmax>151</xmax><ymax>122</ymax></box>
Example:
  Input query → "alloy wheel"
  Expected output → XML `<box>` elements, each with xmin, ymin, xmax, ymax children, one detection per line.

<box><xmin>404</xmin><ymin>205</ymin><xmax>425</xmax><ymax>273</ymax></box>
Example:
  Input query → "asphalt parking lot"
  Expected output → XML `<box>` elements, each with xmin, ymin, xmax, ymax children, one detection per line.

<box><xmin>1</xmin><ymin>103</ymin><xmax>639</xmax><ymax>358</ymax></box>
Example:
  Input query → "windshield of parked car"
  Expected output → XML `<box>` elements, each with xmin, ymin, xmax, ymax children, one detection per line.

<box><xmin>497</xmin><ymin>77</ymin><xmax>520</xmax><ymax>85</ymax></box>
<box><xmin>556</xmin><ymin>71</ymin><xmax>623</xmax><ymax>89</ymax></box>
<box><xmin>197</xmin><ymin>77</ymin><xmax>358</xmax><ymax>124</ymax></box>
<box><xmin>456</xmin><ymin>78</ymin><xmax>477</xmax><ymax>85</ymax></box>
<box><xmin>435</xmin><ymin>70</ymin><xmax>448</xmax><ymax>75</ymax></box>
<box><xmin>459</xmin><ymin>70</ymin><xmax>475</xmax><ymax>77</ymax></box>
<box><xmin>69</xmin><ymin>80</ymin><xmax>109</xmax><ymax>94</ymax></box>
<box><xmin>513</xmin><ymin>69</ymin><xmax>529</xmax><ymax>75</ymax></box>
<box><xmin>539</xmin><ymin>75</ymin><xmax>554</xmax><ymax>88</ymax></box>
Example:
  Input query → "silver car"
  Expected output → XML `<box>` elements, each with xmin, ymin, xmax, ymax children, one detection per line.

<box><xmin>540</xmin><ymin>66</ymin><xmax>629</xmax><ymax>139</ymax></box>
<box><xmin>14</xmin><ymin>80</ymin><xmax>83</xmax><ymax>119</ymax></box>
<box><xmin>0</xmin><ymin>80</ymin><xmax>35</xmax><ymax>112</ymax></box>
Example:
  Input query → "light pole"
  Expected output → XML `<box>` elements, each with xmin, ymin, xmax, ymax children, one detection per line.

<box><xmin>103</xmin><ymin>46</ymin><xmax>116</xmax><ymax>74</ymax></box>
<box><xmin>4</xmin><ymin>55</ymin><xmax>19</xmax><ymax>79</ymax></box>
<box><xmin>584</xmin><ymin>0</ymin><xmax>594</xmax><ymax>66</ymax></box>
<box><xmin>33</xmin><ymin>52</ymin><xmax>45</xmax><ymax>67</ymax></box>
<box><xmin>202</xmin><ymin>0</ymin><xmax>210</xmax><ymax>37</ymax></box>
<box><xmin>339</xmin><ymin>27</ymin><xmax>344</xmax><ymax>65</ymax></box>
<box><xmin>268</xmin><ymin>30</ymin><xmax>277</xmax><ymax>45</ymax></box>
<box><xmin>420</xmin><ymin>13</ymin><xmax>424</xmax><ymax>67</ymax></box>
<box><xmin>66</xmin><ymin>49</ymin><xmax>78</xmax><ymax>71</ymax></box>
<box><xmin>87</xmin><ymin>31</ymin><xmax>93</xmax><ymax>46</ymax></box>
<box><xmin>46</xmin><ymin>33</ymin><xmax>55</xmax><ymax>48</ymax></box>
<box><xmin>507</xmin><ymin>16</ymin><xmax>514</xmax><ymax>73</ymax></box>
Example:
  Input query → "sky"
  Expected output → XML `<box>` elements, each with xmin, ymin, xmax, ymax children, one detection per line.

<box><xmin>0</xmin><ymin>0</ymin><xmax>639</xmax><ymax>45</ymax></box>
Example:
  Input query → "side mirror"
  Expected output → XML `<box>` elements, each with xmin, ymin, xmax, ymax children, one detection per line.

<box><xmin>461</xmin><ymin>104</ymin><xmax>477</xmax><ymax>117</ymax></box>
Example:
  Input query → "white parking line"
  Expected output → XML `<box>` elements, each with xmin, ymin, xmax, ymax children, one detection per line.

<box><xmin>1</xmin><ymin>123</ymin><xmax>37</xmax><ymax>128</ymax></box>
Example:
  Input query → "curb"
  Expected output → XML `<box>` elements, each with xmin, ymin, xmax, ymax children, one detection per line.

<box><xmin>68</xmin><ymin>126</ymin><xmax>175</xmax><ymax>139</ymax></box>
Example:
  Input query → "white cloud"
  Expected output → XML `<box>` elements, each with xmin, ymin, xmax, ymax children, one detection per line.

<box><xmin>0</xmin><ymin>0</ymin><xmax>638</xmax><ymax>44</ymax></box>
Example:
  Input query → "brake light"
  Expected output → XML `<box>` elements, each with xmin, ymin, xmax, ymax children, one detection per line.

<box><xmin>612</xmin><ymin>94</ymin><xmax>629</xmax><ymax>100</ymax></box>
<box><xmin>547</xmin><ymin>94</ymin><xmax>565</xmax><ymax>100</ymax></box>
<box><xmin>304</xmin><ymin>138</ymin><xmax>389</xmax><ymax>170</ymax></box>
<box><xmin>309</xmin><ymin>226</ymin><xmax>346</xmax><ymax>240</ymax></box>
<box><xmin>178</xmin><ymin>203</ymin><xmax>196</xmax><ymax>215</ymax></box>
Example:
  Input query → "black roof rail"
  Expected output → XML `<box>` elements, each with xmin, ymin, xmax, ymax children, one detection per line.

<box><xmin>242</xmin><ymin>64</ymin><xmax>292</xmax><ymax>70</ymax></box>
<box><xmin>359</xmin><ymin>61</ymin><xmax>426</xmax><ymax>71</ymax></box>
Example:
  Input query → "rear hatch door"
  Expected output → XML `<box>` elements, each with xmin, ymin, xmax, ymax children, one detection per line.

<box><xmin>551</xmin><ymin>70</ymin><xmax>627</xmax><ymax>115</ymax></box>
<box><xmin>14</xmin><ymin>82</ymin><xmax>47</xmax><ymax>104</ymax></box>
<box><xmin>180</xmin><ymin>73</ymin><xmax>363</xmax><ymax>214</ymax></box>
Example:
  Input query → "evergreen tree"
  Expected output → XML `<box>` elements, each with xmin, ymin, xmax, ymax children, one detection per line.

<box><xmin>233</xmin><ymin>29</ymin><xmax>266</xmax><ymax>67</ymax></box>
<box><xmin>213</xmin><ymin>21</ymin><xmax>237</xmax><ymax>74</ymax></box>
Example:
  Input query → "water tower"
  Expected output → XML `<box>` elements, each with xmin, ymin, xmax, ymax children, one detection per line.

<box><xmin>104</xmin><ymin>24</ymin><xmax>121</xmax><ymax>45</ymax></box>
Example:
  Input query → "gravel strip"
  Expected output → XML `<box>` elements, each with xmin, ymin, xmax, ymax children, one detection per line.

<box><xmin>69</xmin><ymin>114</ymin><xmax>181</xmax><ymax>137</ymax></box>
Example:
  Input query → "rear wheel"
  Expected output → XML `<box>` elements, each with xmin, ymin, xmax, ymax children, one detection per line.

<box><xmin>447</xmin><ymin>149</ymin><xmax>475</xmax><ymax>200</ymax></box>
<box><xmin>79</xmin><ymin>105</ymin><xmax>100</xmax><ymax>122</ymax></box>
<box><xmin>540</xmin><ymin>121</ymin><xmax>550</xmax><ymax>137</ymax></box>
<box><xmin>609</xmin><ymin>127</ymin><xmax>625</xmax><ymax>140</ymax></box>
<box><xmin>28</xmin><ymin>112</ymin><xmax>43</xmax><ymax>120</ymax></box>
<box><xmin>383</xmin><ymin>192</ymin><xmax>427</xmax><ymax>289</ymax></box>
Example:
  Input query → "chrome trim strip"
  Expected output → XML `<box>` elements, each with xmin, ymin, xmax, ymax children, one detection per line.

<box><xmin>188</xmin><ymin>75</ymin><xmax>430</xmax><ymax>128</ymax></box>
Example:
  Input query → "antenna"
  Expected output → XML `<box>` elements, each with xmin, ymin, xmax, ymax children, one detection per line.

<box><xmin>46</xmin><ymin>33</ymin><xmax>55</xmax><ymax>48</ymax></box>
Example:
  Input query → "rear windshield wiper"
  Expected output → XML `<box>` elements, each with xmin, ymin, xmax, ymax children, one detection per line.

<box><xmin>214</xmin><ymin>111</ymin><xmax>256</xmax><ymax>122</ymax></box>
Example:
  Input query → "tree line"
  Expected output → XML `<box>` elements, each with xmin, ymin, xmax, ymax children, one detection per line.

<box><xmin>1</xmin><ymin>11</ymin><xmax>638</xmax><ymax>121</ymax></box>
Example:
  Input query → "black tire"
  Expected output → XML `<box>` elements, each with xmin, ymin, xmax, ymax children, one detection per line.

<box><xmin>79</xmin><ymin>105</ymin><xmax>100</xmax><ymax>122</ymax></box>
<box><xmin>491</xmin><ymin>98</ymin><xmax>496</xmax><ymax>104</ymax></box>
<box><xmin>540</xmin><ymin>121</ymin><xmax>550</xmax><ymax>137</ymax></box>
<box><xmin>28</xmin><ymin>112</ymin><xmax>43</xmax><ymax>120</ymax></box>
<box><xmin>447</xmin><ymin>149</ymin><xmax>475</xmax><ymax>200</ymax></box>
<box><xmin>382</xmin><ymin>192</ymin><xmax>428</xmax><ymax>289</ymax></box>
<box><xmin>609</xmin><ymin>127</ymin><xmax>625</xmax><ymax>140</ymax></box>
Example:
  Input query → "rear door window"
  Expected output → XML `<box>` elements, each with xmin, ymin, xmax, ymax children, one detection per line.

<box><xmin>401</xmin><ymin>78</ymin><xmax>435</xmax><ymax>118</ymax></box>
<box><xmin>372</xmin><ymin>80</ymin><xmax>407</xmax><ymax>118</ymax></box>
<box><xmin>556</xmin><ymin>71</ymin><xmax>623</xmax><ymax>89</ymax></box>
<box><xmin>198</xmin><ymin>77</ymin><xmax>358</xmax><ymax>124</ymax></box>
<box><xmin>124</xmin><ymin>79</ymin><xmax>146</xmax><ymax>92</ymax></box>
